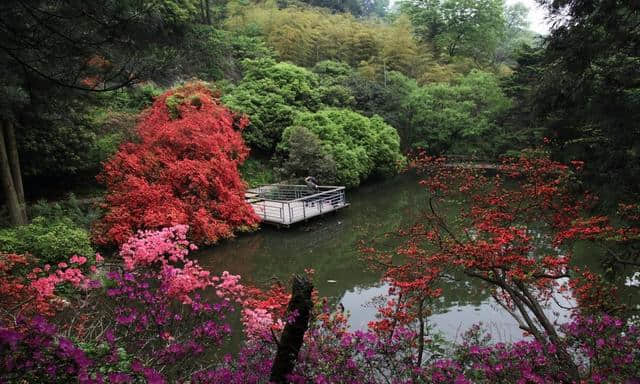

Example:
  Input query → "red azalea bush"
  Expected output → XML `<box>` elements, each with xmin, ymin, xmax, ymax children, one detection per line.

<box><xmin>94</xmin><ymin>82</ymin><xmax>259</xmax><ymax>246</ymax></box>
<box><xmin>0</xmin><ymin>252</ymin><xmax>99</xmax><ymax>324</ymax></box>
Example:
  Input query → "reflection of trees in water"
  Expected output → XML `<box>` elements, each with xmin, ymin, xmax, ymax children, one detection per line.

<box><xmin>196</xmin><ymin>234</ymin><xmax>264</xmax><ymax>283</ymax></box>
<box><xmin>572</xmin><ymin>240</ymin><xmax>640</xmax><ymax>314</ymax></box>
<box><xmin>197</xmin><ymin>174</ymin><xmax>429</xmax><ymax>302</ymax></box>
<box><xmin>434</xmin><ymin>272</ymin><xmax>492</xmax><ymax>310</ymax></box>
<box><xmin>196</xmin><ymin>173</ymin><xmax>635</xmax><ymax>334</ymax></box>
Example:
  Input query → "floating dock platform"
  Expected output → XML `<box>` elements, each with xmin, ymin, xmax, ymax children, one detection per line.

<box><xmin>246</xmin><ymin>184</ymin><xmax>349</xmax><ymax>226</ymax></box>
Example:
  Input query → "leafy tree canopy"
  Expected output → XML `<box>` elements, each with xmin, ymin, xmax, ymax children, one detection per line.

<box><xmin>225</xmin><ymin>5</ymin><xmax>431</xmax><ymax>77</ymax></box>
<box><xmin>279</xmin><ymin>108</ymin><xmax>404</xmax><ymax>187</ymax></box>
<box><xmin>405</xmin><ymin>69</ymin><xmax>511</xmax><ymax>155</ymax></box>
<box><xmin>222</xmin><ymin>58</ymin><xmax>323</xmax><ymax>152</ymax></box>
<box><xmin>531</xmin><ymin>0</ymin><xmax>640</xmax><ymax>192</ymax></box>
<box><xmin>401</xmin><ymin>0</ymin><xmax>508</xmax><ymax>64</ymax></box>
<box><xmin>0</xmin><ymin>0</ymin><xmax>199</xmax><ymax>93</ymax></box>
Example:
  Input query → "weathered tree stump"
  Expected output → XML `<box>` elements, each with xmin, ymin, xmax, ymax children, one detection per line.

<box><xmin>269</xmin><ymin>274</ymin><xmax>313</xmax><ymax>383</ymax></box>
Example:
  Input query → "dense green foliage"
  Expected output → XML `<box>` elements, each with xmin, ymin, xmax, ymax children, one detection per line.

<box><xmin>223</xmin><ymin>58</ymin><xmax>323</xmax><ymax>151</ymax></box>
<box><xmin>240</xmin><ymin>157</ymin><xmax>278</xmax><ymax>188</ymax></box>
<box><xmin>29</xmin><ymin>195</ymin><xmax>102</xmax><ymax>230</ymax></box>
<box><xmin>534</xmin><ymin>0</ymin><xmax>640</xmax><ymax>193</ymax></box>
<box><xmin>280</xmin><ymin>109</ymin><xmax>404</xmax><ymax>187</ymax></box>
<box><xmin>0</xmin><ymin>217</ymin><xmax>94</xmax><ymax>264</ymax></box>
<box><xmin>405</xmin><ymin>70</ymin><xmax>511</xmax><ymax>155</ymax></box>
<box><xmin>7</xmin><ymin>0</ymin><xmax>638</xmax><ymax>228</ymax></box>
<box><xmin>320</xmin><ymin>67</ymin><xmax>418</xmax><ymax>149</ymax></box>
<box><xmin>226</xmin><ymin>6</ymin><xmax>427</xmax><ymax>78</ymax></box>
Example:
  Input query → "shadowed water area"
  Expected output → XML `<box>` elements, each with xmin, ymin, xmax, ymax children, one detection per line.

<box><xmin>198</xmin><ymin>173</ymin><xmax>629</xmax><ymax>343</ymax></box>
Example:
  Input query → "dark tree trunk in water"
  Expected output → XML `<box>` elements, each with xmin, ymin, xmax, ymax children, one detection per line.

<box><xmin>270</xmin><ymin>275</ymin><xmax>313</xmax><ymax>384</ymax></box>
<box><xmin>416</xmin><ymin>299</ymin><xmax>425</xmax><ymax>368</ymax></box>
<box><xmin>0</xmin><ymin>120</ymin><xmax>27</xmax><ymax>225</ymax></box>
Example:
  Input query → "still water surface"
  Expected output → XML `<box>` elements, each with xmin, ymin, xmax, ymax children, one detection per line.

<box><xmin>198</xmin><ymin>173</ymin><xmax>606</xmax><ymax>342</ymax></box>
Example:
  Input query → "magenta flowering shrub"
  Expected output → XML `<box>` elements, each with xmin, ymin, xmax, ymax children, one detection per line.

<box><xmin>0</xmin><ymin>317</ymin><xmax>95</xmax><ymax>383</ymax></box>
<box><xmin>419</xmin><ymin>315</ymin><xmax>640</xmax><ymax>384</ymax></box>
<box><xmin>97</xmin><ymin>269</ymin><xmax>235</xmax><ymax>381</ymax></box>
<box><xmin>0</xmin><ymin>316</ymin><xmax>171</xmax><ymax>383</ymax></box>
<box><xmin>2</xmin><ymin>224</ymin><xmax>640</xmax><ymax>383</ymax></box>
<box><xmin>1</xmin><ymin>226</ymin><xmax>248</xmax><ymax>383</ymax></box>
<box><xmin>190</xmin><ymin>343</ymin><xmax>274</xmax><ymax>384</ymax></box>
<box><xmin>289</xmin><ymin>303</ymin><xmax>420</xmax><ymax>384</ymax></box>
<box><xmin>563</xmin><ymin>315</ymin><xmax>640</xmax><ymax>383</ymax></box>
<box><xmin>85</xmin><ymin>226</ymin><xmax>245</xmax><ymax>381</ymax></box>
<box><xmin>425</xmin><ymin>337</ymin><xmax>571</xmax><ymax>383</ymax></box>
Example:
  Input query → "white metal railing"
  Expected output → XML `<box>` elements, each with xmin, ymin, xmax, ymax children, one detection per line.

<box><xmin>247</xmin><ymin>185</ymin><xmax>342</xmax><ymax>202</ymax></box>
<box><xmin>247</xmin><ymin>185</ymin><xmax>347</xmax><ymax>224</ymax></box>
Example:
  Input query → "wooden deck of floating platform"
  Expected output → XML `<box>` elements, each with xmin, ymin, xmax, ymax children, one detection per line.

<box><xmin>246</xmin><ymin>184</ymin><xmax>349</xmax><ymax>226</ymax></box>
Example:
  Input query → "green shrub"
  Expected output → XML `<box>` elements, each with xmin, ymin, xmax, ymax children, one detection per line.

<box><xmin>93</xmin><ymin>84</ymin><xmax>163</xmax><ymax>112</ymax></box>
<box><xmin>279</xmin><ymin>108</ymin><xmax>404</xmax><ymax>187</ymax></box>
<box><xmin>222</xmin><ymin>58</ymin><xmax>323</xmax><ymax>151</ymax></box>
<box><xmin>29</xmin><ymin>194</ymin><xmax>102</xmax><ymax>229</ymax></box>
<box><xmin>313</xmin><ymin>60</ymin><xmax>353</xmax><ymax>82</ymax></box>
<box><xmin>279</xmin><ymin>126</ymin><xmax>338</xmax><ymax>185</ymax></box>
<box><xmin>18</xmin><ymin>118</ymin><xmax>97</xmax><ymax>178</ymax></box>
<box><xmin>127</xmin><ymin>83</ymin><xmax>163</xmax><ymax>110</ymax></box>
<box><xmin>0</xmin><ymin>216</ymin><xmax>95</xmax><ymax>264</ymax></box>
<box><xmin>240</xmin><ymin>157</ymin><xmax>278</xmax><ymax>188</ymax></box>
<box><xmin>405</xmin><ymin>69</ymin><xmax>511</xmax><ymax>156</ymax></box>
<box><xmin>165</xmin><ymin>93</ymin><xmax>185</xmax><ymax>119</ymax></box>
<box><xmin>88</xmin><ymin>132</ymin><xmax>125</xmax><ymax>165</ymax></box>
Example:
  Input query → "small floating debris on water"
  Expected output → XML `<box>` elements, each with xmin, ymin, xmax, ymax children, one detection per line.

<box><xmin>327</xmin><ymin>279</ymin><xmax>337</xmax><ymax>283</ymax></box>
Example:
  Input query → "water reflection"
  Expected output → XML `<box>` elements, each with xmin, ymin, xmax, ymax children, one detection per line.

<box><xmin>341</xmin><ymin>280</ymin><xmax>575</xmax><ymax>342</ymax></box>
<box><xmin>197</xmin><ymin>173</ymin><xmax>589</xmax><ymax>342</ymax></box>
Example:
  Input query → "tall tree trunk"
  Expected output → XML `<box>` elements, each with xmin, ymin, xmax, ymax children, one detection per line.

<box><xmin>517</xmin><ymin>282</ymin><xmax>581</xmax><ymax>382</ymax></box>
<box><xmin>205</xmin><ymin>0</ymin><xmax>211</xmax><ymax>24</ymax></box>
<box><xmin>270</xmin><ymin>275</ymin><xmax>313</xmax><ymax>384</ymax></box>
<box><xmin>0</xmin><ymin>120</ymin><xmax>27</xmax><ymax>225</ymax></box>
<box><xmin>4</xmin><ymin>121</ymin><xmax>26</xmax><ymax>221</ymax></box>
<box><xmin>199</xmin><ymin>0</ymin><xmax>206</xmax><ymax>23</ymax></box>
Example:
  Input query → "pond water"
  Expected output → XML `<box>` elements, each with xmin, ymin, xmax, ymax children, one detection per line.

<box><xmin>197</xmin><ymin>173</ymin><xmax>622</xmax><ymax>343</ymax></box>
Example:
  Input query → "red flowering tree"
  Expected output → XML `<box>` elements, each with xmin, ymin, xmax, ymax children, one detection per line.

<box><xmin>361</xmin><ymin>150</ymin><xmax>618</xmax><ymax>380</ymax></box>
<box><xmin>94</xmin><ymin>82</ymin><xmax>259</xmax><ymax>245</ymax></box>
